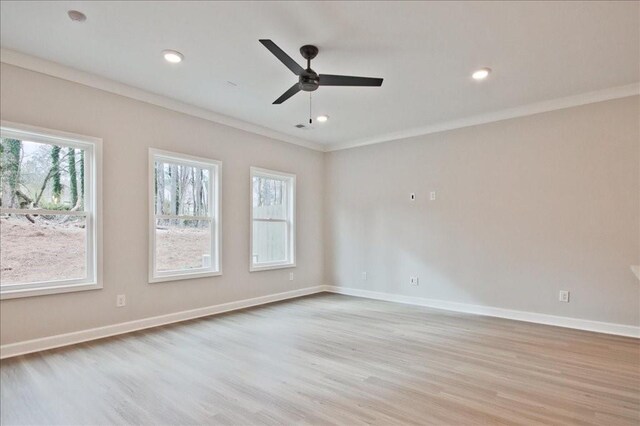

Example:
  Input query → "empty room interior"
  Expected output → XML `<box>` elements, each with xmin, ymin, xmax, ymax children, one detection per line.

<box><xmin>0</xmin><ymin>1</ymin><xmax>639</xmax><ymax>425</ymax></box>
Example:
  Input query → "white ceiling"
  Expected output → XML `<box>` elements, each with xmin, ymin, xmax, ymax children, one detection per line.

<box><xmin>1</xmin><ymin>1</ymin><xmax>638</xmax><ymax>149</ymax></box>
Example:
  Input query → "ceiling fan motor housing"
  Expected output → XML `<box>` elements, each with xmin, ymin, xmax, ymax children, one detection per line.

<box><xmin>299</xmin><ymin>69</ymin><xmax>319</xmax><ymax>91</ymax></box>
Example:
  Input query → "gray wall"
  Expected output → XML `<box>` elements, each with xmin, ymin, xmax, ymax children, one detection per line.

<box><xmin>1</xmin><ymin>62</ymin><xmax>638</xmax><ymax>347</ymax></box>
<box><xmin>0</xmin><ymin>63</ymin><xmax>324</xmax><ymax>345</ymax></box>
<box><xmin>325</xmin><ymin>96</ymin><xmax>640</xmax><ymax>326</ymax></box>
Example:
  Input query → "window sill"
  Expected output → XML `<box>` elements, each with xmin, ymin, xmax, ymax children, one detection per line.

<box><xmin>149</xmin><ymin>270</ymin><xmax>222</xmax><ymax>284</ymax></box>
<box><xmin>0</xmin><ymin>282</ymin><xmax>102</xmax><ymax>300</ymax></box>
<box><xmin>250</xmin><ymin>263</ymin><xmax>296</xmax><ymax>272</ymax></box>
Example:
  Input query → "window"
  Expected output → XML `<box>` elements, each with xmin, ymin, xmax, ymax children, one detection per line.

<box><xmin>149</xmin><ymin>149</ymin><xmax>221</xmax><ymax>282</ymax></box>
<box><xmin>250</xmin><ymin>167</ymin><xmax>295</xmax><ymax>271</ymax></box>
<box><xmin>0</xmin><ymin>122</ymin><xmax>102</xmax><ymax>299</ymax></box>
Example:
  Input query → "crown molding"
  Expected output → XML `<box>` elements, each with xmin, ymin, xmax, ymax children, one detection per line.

<box><xmin>325</xmin><ymin>83</ymin><xmax>640</xmax><ymax>152</ymax></box>
<box><xmin>0</xmin><ymin>48</ymin><xmax>324</xmax><ymax>152</ymax></box>
<box><xmin>2</xmin><ymin>48</ymin><xmax>637</xmax><ymax>154</ymax></box>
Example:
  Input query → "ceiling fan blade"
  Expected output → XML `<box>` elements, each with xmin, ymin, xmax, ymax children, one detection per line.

<box><xmin>319</xmin><ymin>74</ymin><xmax>383</xmax><ymax>87</ymax></box>
<box><xmin>273</xmin><ymin>83</ymin><xmax>301</xmax><ymax>104</ymax></box>
<box><xmin>259</xmin><ymin>39</ymin><xmax>305</xmax><ymax>76</ymax></box>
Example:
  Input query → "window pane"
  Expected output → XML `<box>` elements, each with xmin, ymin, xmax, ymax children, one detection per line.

<box><xmin>155</xmin><ymin>161</ymin><xmax>210</xmax><ymax>216</ymax></box>
<box><xmin>0</xmin><ymin>214</ymin><xmax>87</xmax><ymax>285</ymax></box>
<box><xmin>252</xmin><ymin>220</ymin><xmax>287</xmax><ymax>264</ymax></box>
<box><xmin>0</xmin><ymin>139</ymin><xmax>86</xmax><ymax>211</ymax></box>
<box><xmin>155</xmin><ymin>218</ymin><xmax>211</xmax><ymax>272</ymax></box>
<box><xmin>252</xmin><ymin>176</ymin><xmax>287</xmax><ymax>220</ymax></box>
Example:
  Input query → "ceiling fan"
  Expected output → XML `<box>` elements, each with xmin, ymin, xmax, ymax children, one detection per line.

<box><xmin>259</xmin><ymin>39</ymin><xmax>383</xmax><ymax>105</ymax></box>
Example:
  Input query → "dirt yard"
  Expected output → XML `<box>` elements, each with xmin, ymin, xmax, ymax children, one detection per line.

<box><xmin>0</xmin><ymin>216</ymin><xmax>86</xmax><ymax>284</ymax></box>
<box><xmin>0</xmin><ymin>216</ymin><xmax>210</xmax><ymax>285</ymax></box>
<box><xmin>155</xmin><ymin>224</ymin><xmax>211</xmax><ymax>272</ymax></box>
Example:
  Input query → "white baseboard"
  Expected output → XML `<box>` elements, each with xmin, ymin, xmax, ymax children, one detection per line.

<box><xmin>0</xmin><ymin>285</ymin><xmax>326</xmax><ymax>359</ymax></box>
<box><xmin>3</xmin><ymin>284</ymin><xmax>636</xmax><ymax>359</ymax></box>
<box><xmin>325</xmin><ymin>286</ymin><xmax>640</xmax><ymax>338</ymax></box>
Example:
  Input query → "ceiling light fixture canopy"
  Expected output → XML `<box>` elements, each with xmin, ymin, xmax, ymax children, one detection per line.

<box><xmin>472</xmin><ymin>67</ymin><xmax>491</xmax><ymax>80</ymax></box>
<box><xmin>163</xmin><ymin>50</ymin><xmax>184</xmax><ymax>64</ymax></box>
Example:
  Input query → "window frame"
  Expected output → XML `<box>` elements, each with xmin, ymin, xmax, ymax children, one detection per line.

<box><xmin>148</xmin><ymin>148</ymin><xmax>222</xmax><ymax>283</ymax></box>
<box><xmin>0</xmin><ymin>121</ymin><xmax>103</xmax><ymax>300</ymax></box>
<box><xmin>249</xmin><ymin>167</ymin><xmax>296</xmax><ymax>272</ymax></box>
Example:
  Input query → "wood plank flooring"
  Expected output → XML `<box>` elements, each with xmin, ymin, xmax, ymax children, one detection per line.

<box><xmin>1</xmin><ymin>293</ymin><xmax>638</xmax><ymax>425</ymax></box>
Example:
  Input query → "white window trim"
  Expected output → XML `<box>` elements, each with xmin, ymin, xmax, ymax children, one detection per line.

<box><xmin>250</xmin><ymin>167</ymin><xmax>296</xmax><ymax>272</ymax></box>
<box><xmin>0</xmin><ymin>121</ymin><xmax>103</xmax><ymax>300</ymax></box>
<box><xmin>148</xmin><ymin>148</ymin><xmax>222</xmax><ymax>283</ymax></box>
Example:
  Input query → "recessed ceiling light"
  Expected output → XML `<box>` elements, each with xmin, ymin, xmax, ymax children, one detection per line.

<box><xmin>472</xmin><ymin>68</ymin><xmax>491</xmax><ymax>80</ymax></box>
<box><xmin>163</xmin><ymin>50</ymin><xmax>184</xmax><ymax>64</ymax></box>
<box><xmin>67</xmin><ymin>10</ymin><xmax>87</xmax><ymax>22</ymax></box>
<box><xmin>316</xmin><ymin>115</ymin><xmax>329</xmax><ymax>123</ymax></box>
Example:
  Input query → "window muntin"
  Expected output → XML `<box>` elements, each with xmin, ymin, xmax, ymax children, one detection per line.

<box><xmin>149</xmin><ymin>149</ymin><xmax>221</xmax><ymax>282</ymax></box>
<box><xmin>250</xmin><ymin>167</ymin><xmax>295</xmax><ymax>271</ymax></box>
<box><xmin>0</xmin><ymin>123</ymin><xmax>101</xmax><ymax>299</ymax></box>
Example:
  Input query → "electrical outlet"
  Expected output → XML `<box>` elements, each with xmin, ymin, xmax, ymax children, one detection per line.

<box><xmin>559</xmin><ymin>290</ymin><xmax>570</xmax><ymax>303</ymax></box>
<box><xmin>430</xmin><ymin>191</ymin><xmax>436</xmax><ymax>201</ymax></box>
<box><xmin>410</xmin><ymin>276</ymin><xmax>419</xmax><ymax>286</ymax></box>
<box><xmin>289</xmin><ymin>272</ymin><xmax>294</xmax><ymax>281</ymax></box>
<box><xmin>116</xmin><ymin>294</ymin><xmax>126</xmax><ymax>307</ymax></box>
<box><xmin>361</xmin><ymin>272</ymin><xmax>367</xmax><ymax>280</ymax></box>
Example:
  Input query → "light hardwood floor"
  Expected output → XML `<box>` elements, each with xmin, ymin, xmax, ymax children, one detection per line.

<box><xmin>1</xmin><ymin>293</ymin><xmax>638</xmax><ymax>425</ymax></box>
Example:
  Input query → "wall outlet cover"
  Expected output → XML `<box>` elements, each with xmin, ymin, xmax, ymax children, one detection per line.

<box><xmin>116</xmin><ymin>294</ymin><xmax>126</xmax><ymax>307</ymax></box>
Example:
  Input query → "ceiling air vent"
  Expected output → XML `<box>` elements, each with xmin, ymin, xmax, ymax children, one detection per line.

<box><xmin>294</xmin><ymin>123</ymin><xmax>314</xmax><ymax>130</ymax></box>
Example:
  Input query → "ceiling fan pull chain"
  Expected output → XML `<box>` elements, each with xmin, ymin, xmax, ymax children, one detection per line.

<box><xmin>309</xmin><ymin>92</ymin><xmax>312</xmax><ymax>124</ymax></box>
